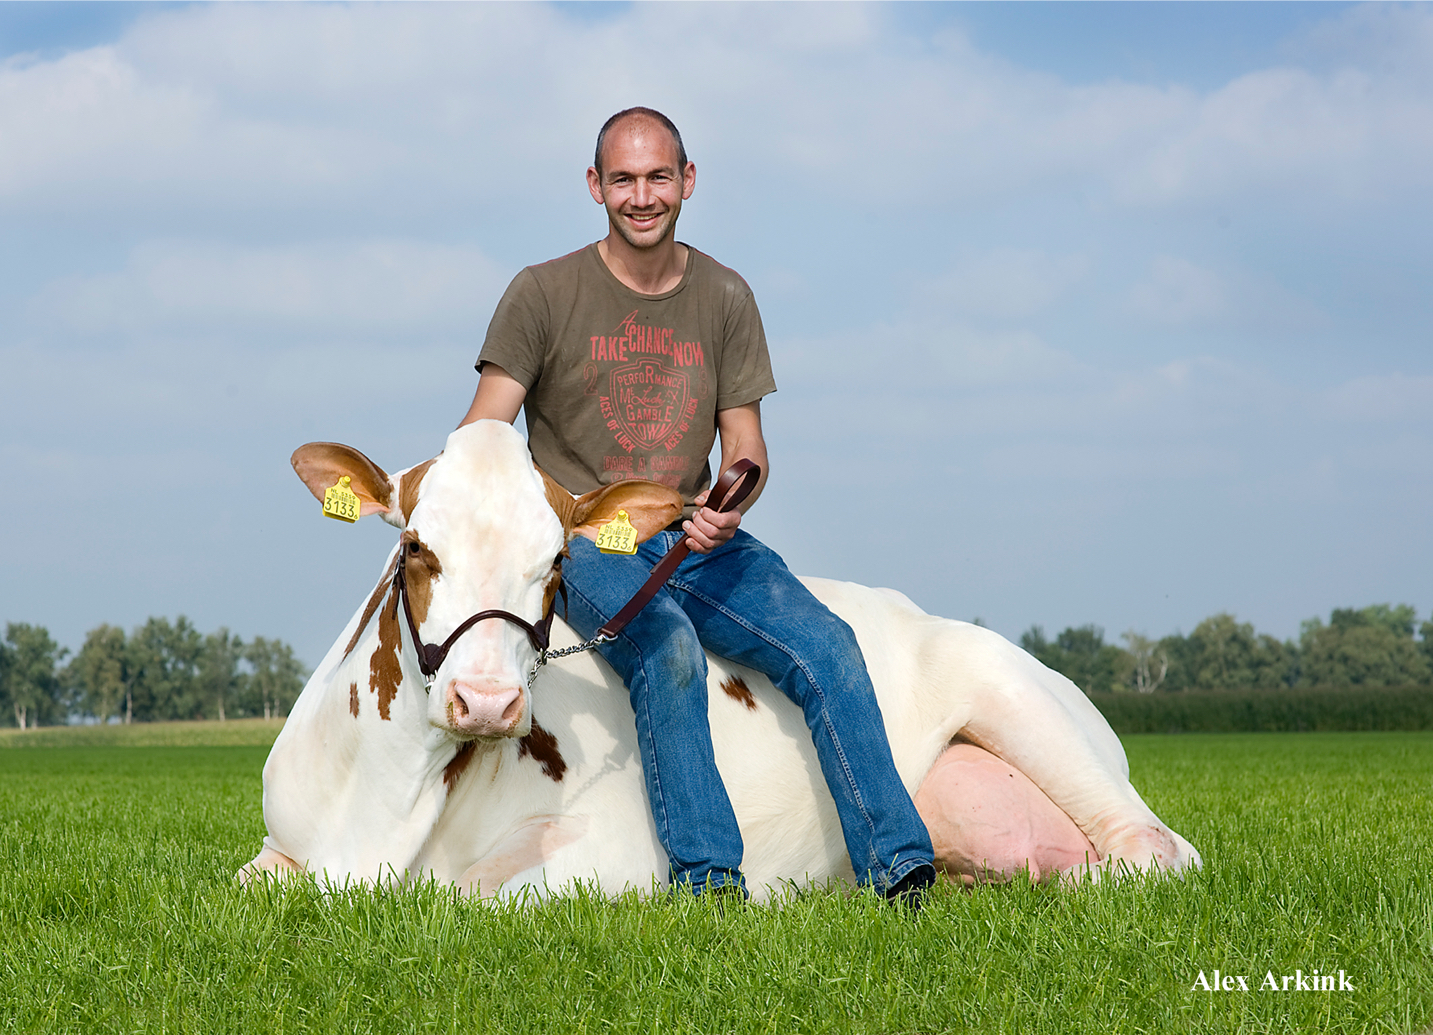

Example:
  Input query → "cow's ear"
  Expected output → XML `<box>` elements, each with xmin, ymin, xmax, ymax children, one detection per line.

<box><xmin>291</xmin><ymin>443</ymin><xmax>394</xmax><ymax>519</ymax></box>
<box><xmin>538</xmin><ymin>469</ymin><xmax>579</xmax><ymax>536</ymax></box>
<box><xmin>568</xmin><ymin>480</ymin><xmax>684</xmax><ymax>544</ymax></box>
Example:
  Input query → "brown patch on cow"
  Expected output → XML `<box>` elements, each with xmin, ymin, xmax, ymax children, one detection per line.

<box><xmin>398</xmin><ymin>530</ymin><xmax>443</xmax><ymax>628</ymax></box>
<box><xmin>399</xmin><ymin>456</ymin><xmax>438</xmax><ymax>524</ymax></box>
<box><xmin>517</xmin><ymin>720</ymin><xmax>567</xmax><ymax>782</ymax></box>
<box><xmin>371</xmin><ymin>586</ymin><xmax>402</xmax><ymax>721</ymax></box>
<box><xmin>348</xmin><ymin>681</ymin><xmax>359</xmax><ymax>718</ymax></box>
<box><xmin>343</xmin><ymin>553</ymin><xmax>400</xmax><ymax>661</ymax></box>
<box><xmin>443</xmin><ymin>740</ymin><xmax>477</xmax><ymax>795</ymax></box>
<box><xmin>721</xmin><ymin>675</ymin><xmax>757</xmax><ymax>711</ymax></box>
<box><xmin>540</xmin><ymin>565</ymin><xmax>563</xmax><ymax>620</ymax></box>
<box><xmin>538</xmin><ymin>467</ymin><xmax>577</xmax><ymax>536</ymax></box>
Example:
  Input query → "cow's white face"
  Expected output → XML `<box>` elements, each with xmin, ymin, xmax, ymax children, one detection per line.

<box><xmin>403</xmin><ymin>424</ymin><xmax>565</xmax><ymax>739</ymax></box>
<box><xmin>291</xmin><ymin>421</ymin><xmax>682</xmax><ymax>743</ymax></box>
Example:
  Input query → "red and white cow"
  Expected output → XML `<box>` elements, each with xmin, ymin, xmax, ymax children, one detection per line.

<box><xmin>243</xmin><ymin>421</ymin><xmax>1198</xmax><ymax>899</ymax></box>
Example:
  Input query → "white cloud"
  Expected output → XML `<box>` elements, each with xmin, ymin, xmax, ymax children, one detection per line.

<box><xmin>921</xmin><ymin>249</ymin><xmax>1090</xmax><ymax>321</ymax></box>
<box><xmin>1127</xmin><ymin>255</ymin><xmax>1229</xmax><ymax>325</ymax></box>
<box><xmin>32</xmin><ymin>239</ymin><xmax>506</xmax><ymax>335</ymax></box>
<box><xmin>1125</xmin><ymin>255</ymin><xmax>1325</xmax><ymax>331</ymax></box>
<box><xmin>1328</xmin><ymin>373</ymin><xmax>1433</xmax><ymax>423</ymax></box>
<box><xmin>778</xmin><ymin>320</ymin><xmax>1080</xmax><ymax>394</ymax></box>
<box><xmin>1</xmin><ymin>3</ymin><xmax>1430</xmax><ymax>216</ymax></box>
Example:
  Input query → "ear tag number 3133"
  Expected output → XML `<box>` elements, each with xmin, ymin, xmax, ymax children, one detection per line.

<box><xmin>595</xmin><ymin>510</ymin><xmax>638</xmax><ymax>555</ymax></box>
<box><xmin>322</xmin><ymin>476</ymin><xmax>361</xmax><ymax>523</ymax></box>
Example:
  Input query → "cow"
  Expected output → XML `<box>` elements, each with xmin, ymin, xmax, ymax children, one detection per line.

<box><xmin>243</xmin><ymin>420</ymin><xmax>1199</xmax><ymax>900</ymax></box>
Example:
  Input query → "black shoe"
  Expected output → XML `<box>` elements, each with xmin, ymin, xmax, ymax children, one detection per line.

<box><xmin>884</xmin><ymin>864</ymin><xmax>937</xmax><ymax>913</ymax></box>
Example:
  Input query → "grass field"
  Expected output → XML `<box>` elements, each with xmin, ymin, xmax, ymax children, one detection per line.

<box><xmin>2</xmin><ymin>729</ymin><xmax>1430</xmax><ymax>1034</ymax></box>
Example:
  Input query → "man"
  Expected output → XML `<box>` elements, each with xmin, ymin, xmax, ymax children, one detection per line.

<box><xmin>460</xmin><ymin>107</ymin><xmax>935</xmax><ymax>905</ymax></box>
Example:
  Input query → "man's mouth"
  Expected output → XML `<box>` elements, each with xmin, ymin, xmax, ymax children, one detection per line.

<box><xmin>625</xmin><ymin>211</ymin><xmax>664</xmax><ymax>229</ymax></box>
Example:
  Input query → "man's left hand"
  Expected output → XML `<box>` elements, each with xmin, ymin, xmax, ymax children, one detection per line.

<box><xmin>683</xmin><ymin>489</ymin><xmax>741</xmax><ymax>553</ymax></box>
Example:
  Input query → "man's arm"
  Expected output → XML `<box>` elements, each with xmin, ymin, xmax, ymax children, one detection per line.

<box><xmin>684</xmin><ymin>401</ymin><xmax>769</xmax><ymax>554</ymax></box>
<box><xmin>458</xmin><ymin>364</ymin><xmax>527</xmax><ymax>426</ymax></box>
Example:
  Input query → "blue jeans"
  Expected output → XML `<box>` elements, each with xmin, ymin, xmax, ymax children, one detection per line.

<box><xmin>561</xmin><ymin>527</ymin><xmax>934</xmax><ymax>896</ymax></box>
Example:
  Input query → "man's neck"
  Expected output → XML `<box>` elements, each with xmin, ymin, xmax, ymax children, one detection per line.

<box><xmin>597</xmin><ymin>234</ymin><xmax>689</xmax><ymax>295</ymax></box>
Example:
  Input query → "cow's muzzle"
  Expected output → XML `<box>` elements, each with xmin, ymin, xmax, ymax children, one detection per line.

<box><xmin>445</xmin><ymin>680</ymin><xmax>525</xmax><ymax>738</ymax></box>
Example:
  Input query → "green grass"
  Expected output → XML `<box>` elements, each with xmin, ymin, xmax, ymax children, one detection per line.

<box><xmin>0</xmin><ymin>717</ymin><xmax>286</xmax><ymax>749</ymax></box>
<box><xmin>2</xmin><ymin>732</ymin><xmax>1430</xmax><ymax>1034</ymax></box>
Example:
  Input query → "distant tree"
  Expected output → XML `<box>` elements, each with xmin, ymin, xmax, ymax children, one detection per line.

<box><xmin>1158</xmin><ymin>613</ymin><xmax>1293</xmax><ymax>692</ymax></box>
<box><xmin>2</xmin><ymin>624</ymin><xmax>69</xmax><ymax>729</ymax></box>
<box><xmin>1121</xmin><ymin>631</ymin><xmax>1169</xmax><ymax>694</ymax></box>
<box><xmin>199</xmin><ymin>629</ymin><xmax>245</xmax><ymax>722</ymax></box>
<box><xmin>1298</xmin><ymin>604</ymin><xmax>1430</xmax><ymax>688</ymax></box>
<box><xmin>1020</xmin><ymin>624</ymin><xmax>1129</xmax><ymax>695</ymax></box>
<box><xmin>66</xmin><ymin>624</ymin><xmax>130</xmax><ymax>724</ymax></box>
<box><xmin>1421</xmin><ymin>620</ymin><xmax>1433</xmax><ymax>670</ymax></box>
<box><xmin>0</xmin><ymin>639</ymin><xmax>10</xmax><ymax>724</ymax></box>
<box><xmin>242</xmin><ymin>637</ymin><xmax>306</xmax><ymax>720</ymax></box>
<box><xmin>127</xmin><ymin>617</ymin><xmax>205</xmax><ymax>721</ymax></box>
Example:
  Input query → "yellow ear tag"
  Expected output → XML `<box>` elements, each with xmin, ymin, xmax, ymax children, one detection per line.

<box><xmin>322</xmin><ymin>475</ymin><xmax>362</xmax><ymax>523</ymax></box>
<box><xmin>595</xmin><ymin>509</ymin><xmax>639</xmax><ymax>555</ymax></box>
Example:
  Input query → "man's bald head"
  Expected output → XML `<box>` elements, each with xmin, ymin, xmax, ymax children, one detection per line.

<box><xmin>594</xmin><ymin>107</ymin><xmax>687</xmax><ymax>179</ymax></box>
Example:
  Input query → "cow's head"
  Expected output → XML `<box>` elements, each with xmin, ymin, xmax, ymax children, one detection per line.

<box><xmin>292</xmin><ymin>421</ymin><xmax>681</xmax><ymax>740</ymax></box>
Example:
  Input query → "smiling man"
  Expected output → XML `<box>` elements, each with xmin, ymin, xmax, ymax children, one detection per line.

<box><xmin>459</xmin><ymin>107</ymin><xmax>936</xmax><ymax>905</ymax></box>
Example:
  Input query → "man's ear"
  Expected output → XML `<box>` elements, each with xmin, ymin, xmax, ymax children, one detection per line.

<box><xmin>291</xmin><ymin>443</ymin><xmax>395</xmax><ymax>519</ymax></box>
<box><xmin>567</xmin><ymin>480</ymin><xmax>684</xmax><ymax>544</ymax></box>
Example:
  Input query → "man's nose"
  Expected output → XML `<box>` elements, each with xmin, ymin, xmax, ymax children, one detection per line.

<box><xmin>632</xmin><ymin>178</ymin><xmax>652</xmax><ymax>206</ymax></box>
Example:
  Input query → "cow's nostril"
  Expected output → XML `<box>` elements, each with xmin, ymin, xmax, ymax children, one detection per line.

<box><xmin>500</xmin><ymin>692</ymin><xmax>524</xmax><ymax>724</ymax></box>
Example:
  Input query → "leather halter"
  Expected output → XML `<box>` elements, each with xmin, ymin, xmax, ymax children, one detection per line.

<box><xmin>393</xmin><ymin>549</ymin><xmax>557</xmax><ymax>692</ymax></box>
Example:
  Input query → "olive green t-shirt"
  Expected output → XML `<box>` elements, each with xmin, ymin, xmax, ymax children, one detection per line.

<box><xmin>477</xmin><ymin>243</ymin><xmax>777</xmax><ymax>516</ymax></box>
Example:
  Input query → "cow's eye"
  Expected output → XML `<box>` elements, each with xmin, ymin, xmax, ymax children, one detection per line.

<box><xmin>407</xmin><ymin>541</ymin><xmax>421</xmax><ymax>557</ymax></box>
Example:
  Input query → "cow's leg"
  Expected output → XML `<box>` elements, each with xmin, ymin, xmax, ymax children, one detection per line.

<box><xmin>957</xmin><ymin>692</ymin><xmax>1198</xmax><ymax>874</ymax></box>
<box><xmin>456</xmin><ymin>815</ymin><xmax>588</xmax><ymax>898</ymax></box>
<box><xmin>238</xmin><ymin>845</ymin><xmax>304</xmax><ymax>885</ymax></box>
<box><xmin>914</xmin><ymin>741</ymin><xmax>1097</xmax><ymax>885</ymax></box>
<box><xmin>924</xmin><ymin>641</ymin><xmax>1200</xmax><ymax>874</ymax></box>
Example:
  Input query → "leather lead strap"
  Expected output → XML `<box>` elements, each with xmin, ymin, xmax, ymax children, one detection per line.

<box><xmin>595</xmin><ymin>458</ymin><xmax>761</xmax><ymax>641</ymax></box>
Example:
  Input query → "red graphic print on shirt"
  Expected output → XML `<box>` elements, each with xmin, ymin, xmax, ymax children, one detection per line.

<box><xmin>594</xmin><ymin>310</ymin><xmax>704</xmax><ymax>454</ymax></box>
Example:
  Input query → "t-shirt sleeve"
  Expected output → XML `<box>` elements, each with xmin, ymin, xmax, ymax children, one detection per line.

<box><xmin>715</xmin><ymin>288</ymin><xmax>778</xmax><ymax>410</ymax></box>
<box><xmin>476</xmin><ymin>268</ymin><xmax>549</xmax><ymax>392</ymax></box>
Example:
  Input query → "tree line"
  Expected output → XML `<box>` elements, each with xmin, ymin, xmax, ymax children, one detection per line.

<box><xmin>0</xmin><ymin>618</ymin><xmax>307</xmax><ymax>729</ymax></box>
<box><xmin>1020</xmin><ymin>603</ymin><xmax>1433</xmax><ymax>695</ymax></box>
<box><xmin>7</xmin><ymin>602</ymin><xmax>1429</xmax><ymax>725</ymax></box>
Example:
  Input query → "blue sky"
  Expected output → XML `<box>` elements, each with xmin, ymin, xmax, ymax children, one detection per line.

<box><xmin>1</xmin><ymin>2</ymin><xmax>1429</xmax><ymax>668</ymax></box>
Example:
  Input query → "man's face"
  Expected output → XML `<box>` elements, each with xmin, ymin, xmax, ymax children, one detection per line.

<box><xmin>587</xmin><ymin>119</ymin><xmax>696</xmax><ymax>252</ymax></box>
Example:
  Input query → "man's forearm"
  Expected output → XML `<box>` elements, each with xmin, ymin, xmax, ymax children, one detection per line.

<box><xmin>459</xmin><ymin>364</ymin><xmax>527</xmax><ymax>427</ymax></box>
<box><xmin>683</xmin><ymin>401</ymin><xmax>768</xmax><ymax>553</ymax></box>
<box><xmin>713</xmin><ymin>401</ymin><xmax>768</xmax><ymax>513</ymax></box>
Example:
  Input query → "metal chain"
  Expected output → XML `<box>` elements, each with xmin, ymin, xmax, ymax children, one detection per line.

<box><xmin>526</xmin><ymin>632</ymin><xmax>615</xmax><ymax>691</ymax></box>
